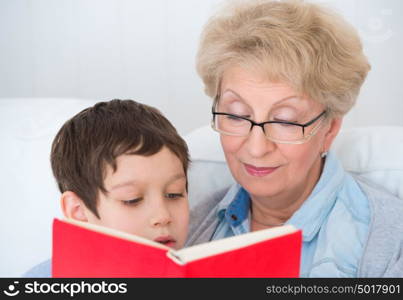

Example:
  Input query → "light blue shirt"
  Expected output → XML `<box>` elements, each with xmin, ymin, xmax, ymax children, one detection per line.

<box><xmin>211</xmin><ymin>151</ymin><xmax>370</xmax><ymax>277</ymax></box>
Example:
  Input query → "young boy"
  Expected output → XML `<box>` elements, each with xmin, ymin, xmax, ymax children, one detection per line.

<box><xmin>23</xmin><ymin>99</ymin><xmax>190</xmax><ymax>277</ymax></box>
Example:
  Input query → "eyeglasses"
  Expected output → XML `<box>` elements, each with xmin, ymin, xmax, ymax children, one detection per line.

<box><xmin>211</xmin><ymin>103</ymin><xmax>327</xmax><ymax>144</ymax></box>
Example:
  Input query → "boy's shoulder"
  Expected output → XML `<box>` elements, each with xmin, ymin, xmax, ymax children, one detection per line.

<box><xmin>22</xmin><ymin>259</ymin><xmax>52</xmax><ymax>278</ymax></box>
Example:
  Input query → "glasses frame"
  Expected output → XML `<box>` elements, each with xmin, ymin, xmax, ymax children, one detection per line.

<box><xmin>211</xmin><ymin>101</ymin><xmax>327</xmax><ymax>144</ymax></box>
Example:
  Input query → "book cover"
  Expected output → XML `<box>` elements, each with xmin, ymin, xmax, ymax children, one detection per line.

<box><xmin>52</xmin><ymin>218</ymin><xmax>302</xmax><ymax>278</ymax></box>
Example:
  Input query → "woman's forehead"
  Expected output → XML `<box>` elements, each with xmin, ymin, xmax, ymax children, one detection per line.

<box><xmin>219</xmin><ymin>88</ymin><xmax>318</xmax><ymax>112</ymax></box>
<box><xmin>218</xmin><ymin>66</ymin><xmax>324</xmax><ymax>112</ymax></box>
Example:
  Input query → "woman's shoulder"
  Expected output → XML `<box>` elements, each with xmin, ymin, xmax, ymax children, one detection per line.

<box><xmin>352</xmin><ymin>174</ymin><xmax>403</xmax><ymax>238</ymax></box>
<box><xmin>22</xmin><ymin>259</ymin><xmax>52</xmax><ymax>278</ymax></box>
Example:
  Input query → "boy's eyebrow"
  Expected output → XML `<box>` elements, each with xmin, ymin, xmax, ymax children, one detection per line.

<box><xmin>109</xmin><ymin>173</ymin><xmax>186</xmax><ymax>191</ymax></box>
<box><xmin>109</xmin><ymin>181</ymin><xmax>139</xmax><ymax>191</ymax></box>
<box><xmin>166</xmin><ymin>174</ymin><xmax>187</xmax><ymax>186</ymax></box>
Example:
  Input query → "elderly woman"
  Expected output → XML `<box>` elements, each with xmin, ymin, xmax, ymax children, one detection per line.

<box><xmin>187</xmin><ymin>0</ymin><xmax>403</xmax><ymax>277</ymax></box>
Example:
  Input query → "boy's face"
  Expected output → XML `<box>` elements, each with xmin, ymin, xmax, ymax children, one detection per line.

<box><xmin>84</xmin><ymin>146</ymin><xmax>189</xmax><ymax>250</ymax></box>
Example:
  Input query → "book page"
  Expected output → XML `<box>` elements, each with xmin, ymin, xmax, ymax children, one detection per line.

<box><xmin>170</xmin><ymin>224</ymin><xmax>297</xmax><ymax>264</ymax></box>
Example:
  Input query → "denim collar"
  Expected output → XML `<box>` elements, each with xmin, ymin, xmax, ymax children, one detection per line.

<box><xmin>216</xmin><ymin>151</ymin><xmax>345</xmax><ymax>241</ymax></box>
<box><xmin>217</xmin><ymin>183</ymin><xmax>249</xmax><ymax>227</ymax></box>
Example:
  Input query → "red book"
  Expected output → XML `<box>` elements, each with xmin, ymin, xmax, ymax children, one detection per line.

<box><xmin>52</xmin><ymin>218</ymin><xmax>302</xmax><ymax>277</ymax></box>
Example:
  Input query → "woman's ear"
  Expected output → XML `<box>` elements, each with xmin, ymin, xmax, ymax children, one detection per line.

<box><xmin>60</xmin><ymin>191</ymin><xmax>88</xmax><ymax>222</ymax></box>
<box><xmin>323</xmin><ymin>117</ymin><xmax>343</xmax><ymax>153</ymax></box>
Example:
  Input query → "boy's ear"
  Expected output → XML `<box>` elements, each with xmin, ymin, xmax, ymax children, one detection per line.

<box><xmin>60</xmin><ymin>191</ymin><xmax>88</xmax><ymax>222</ymax></box>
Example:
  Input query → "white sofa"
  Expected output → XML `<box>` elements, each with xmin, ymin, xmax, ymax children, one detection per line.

<box><xmin>1</xmin><ymin>98</ymin><xmax>402</xmax><ymax>277</ymax></box>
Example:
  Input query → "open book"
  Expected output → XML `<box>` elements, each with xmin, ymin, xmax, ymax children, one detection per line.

<box><xmin>52</xmin><ymin>218</ymin><xmax>302</xmax><ymax>277</ymax></box>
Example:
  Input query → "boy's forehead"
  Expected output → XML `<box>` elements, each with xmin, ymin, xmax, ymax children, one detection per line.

<box><xmin>103</xmin><ymin>148</ymin><xmax>186</xmax><ymax>191</ymax></box>
<box><xmin>108</xmin><ymin>174</ymin><xmax>186</xmax><ymax>191</ymax></box>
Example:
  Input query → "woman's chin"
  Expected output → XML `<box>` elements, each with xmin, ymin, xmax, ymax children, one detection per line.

<box><xmin>239</xmin><ymin>178</ymin><xmax>284</xmax><ymax>199</ymax></box>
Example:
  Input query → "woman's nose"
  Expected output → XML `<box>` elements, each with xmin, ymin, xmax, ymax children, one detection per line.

<box><xmin>243</xmin><ymin>125</ymin><xmax>276</xmax><ymax>158</ymax></box>
<box><xmin>149</xmin><ymin>203</ymin><xmax>171</xmax><ymax>227</ymax></box>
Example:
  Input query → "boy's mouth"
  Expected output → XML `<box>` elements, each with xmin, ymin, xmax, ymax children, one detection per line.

<box><xmin>154</xmin><ymin>236</ymin><xmax>176</xmax><ymax>248</ymax></box>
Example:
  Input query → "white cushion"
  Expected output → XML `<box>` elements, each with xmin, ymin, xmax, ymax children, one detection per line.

<box><xmin>331</xmin><ymin>126</ymin><xmax>403</xmax><ymax>200</ymax></box>
<box><xmin>185</xmin><ymin>125</ymin><xmax>403</xmax><ymax>200</ymax></box>
<box><xmin>0</xmin><ymin>98</ymin><xmax>100</xmax><ymax>277</ymax></box>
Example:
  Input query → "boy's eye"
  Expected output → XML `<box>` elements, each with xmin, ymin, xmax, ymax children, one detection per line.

<box><xmin>165</xmin><ymin>193</ymin><xmax>184</xmax><ymax>199</ymax></box>
<box><xmin>122</xmin><ymin>198</ymin><xmax>142</xmax><ymax>205</ymax></box>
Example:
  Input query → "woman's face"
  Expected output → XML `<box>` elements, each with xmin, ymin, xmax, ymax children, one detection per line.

<box><xmin>218</xmin><ymin>66</ymin><xmax>341</xmax><ymax>204</ymax></box>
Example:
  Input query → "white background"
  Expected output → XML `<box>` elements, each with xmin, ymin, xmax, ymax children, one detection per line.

<box><xmin>0</xmin><ymin>0</ymin><xmax>402</xmax><ymax>277</ymax></box>
<box><xmin>1</xmin><ymin>0</ymin><xmax>403</xmax><ymax>135</ymax></box>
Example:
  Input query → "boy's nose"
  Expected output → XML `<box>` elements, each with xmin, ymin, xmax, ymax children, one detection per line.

<box><xmin>150</xmin><ymin>204</ymin><xmax>171</xmax><ymax>227</ymax></box>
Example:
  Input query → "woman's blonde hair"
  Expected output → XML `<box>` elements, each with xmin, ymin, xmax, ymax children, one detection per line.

<box><xmin>196</xmin><ymin>0</ymin><xmax>371</xmax><ymax>117</ymax></box>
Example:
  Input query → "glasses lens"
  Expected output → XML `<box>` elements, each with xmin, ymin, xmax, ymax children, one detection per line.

<box><xmin>264</xmin><ymin>123</ymin><xmax>303</xmax><ymax>142</ymax></box>
<box><xmin>214</xmin><ymin>114</ymin><xmax>250</xmax><ymax>136</ymax></box>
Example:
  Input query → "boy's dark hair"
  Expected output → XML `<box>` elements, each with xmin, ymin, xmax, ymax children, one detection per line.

<box><xmin>51</xmin><ymin>99</ymin><xmax>190</xmax><ymax>218</ymax></box>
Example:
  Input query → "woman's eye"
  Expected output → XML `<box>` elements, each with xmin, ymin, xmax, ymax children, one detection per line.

<box><xmin>165</xmin><ymin>193</ymin><xmax>184</xmax><ymax>199</ymax></box>
<box><xmin>273</xmin><ymin>117</ymin><xmax>298</xmax><ymax>124</ymax></box>
<box><xmin>122</xmin><ymin>198</ymin><xmax>142</xmax><ymax>206</ymax></box>
<box><xmin>226</xmin><ymin>114</ymin><xmax>249</xmax><ymax>121</ymax></box>
<box><xmin>277</xmin><ymin>122</ymin><xmax>296</xmax><ymax>127</ymax></box>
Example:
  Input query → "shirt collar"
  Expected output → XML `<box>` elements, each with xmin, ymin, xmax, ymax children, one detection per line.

<box><xmin>216</xmin><ymin>151</ymin><xmax>345</xmax><ymax>241</ymax></box>
<box><xmin>286</xmin><ymin>151</ymin><xmax>345</xmax><ymax>241</ymax></box>
<box><xmin>217</xmin><ymin>183</ymin><xmax>250</xmax><ymax>227</ymax></box>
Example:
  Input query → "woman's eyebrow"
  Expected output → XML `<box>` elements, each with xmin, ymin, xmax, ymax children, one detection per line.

<box><xmin>222</xmin><ymin>88</ymin><xmax>299</xmax><ymax>105</ymax></box>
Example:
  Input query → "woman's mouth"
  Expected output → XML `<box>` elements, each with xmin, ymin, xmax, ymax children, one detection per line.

<box><xmin>154</xmin><ymin>236</ymin><xmax>176</xmax><ymax>248</ymax></box>
<box><xmin>243</xmin><ymin>163</ymin><xmax>279</xmax><ymax>177</ymax></box>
